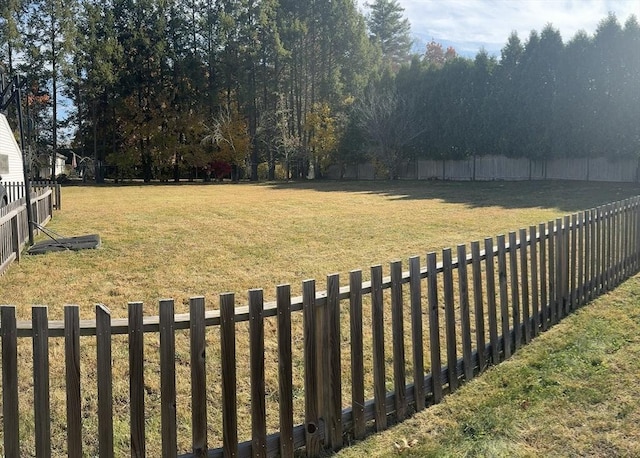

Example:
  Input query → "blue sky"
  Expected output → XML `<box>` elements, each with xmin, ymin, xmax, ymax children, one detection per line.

<box><xmin>360</xmin><ymin>0</ymin><xmax>640</xmax><ymax>57</ymax></box>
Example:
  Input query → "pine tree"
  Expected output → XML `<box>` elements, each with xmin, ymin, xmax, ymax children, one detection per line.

<box><xmin>23</xmin><ymin>0</ymin><xmax>77</xmax><ymax>177</ymax></box>
<box><xmin>365</xmin><ymin>0</ymin><xmax>412</xmax><ymax>69</ymax></box>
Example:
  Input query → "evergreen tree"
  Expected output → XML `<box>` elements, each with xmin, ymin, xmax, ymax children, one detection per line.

<box><xmin>365</xmin><ymin>0</ymin><xmax>412</xmax><ymax>69</ymax></box>
<box><xmin>0</xmin><ymin>0</ymin><xmax>23</xmax><ymax>71</ymax></box>
<box><xmin>23</xmin><ymin>0</ymin><xmax>77</xmax><ymax>177</ymax></box>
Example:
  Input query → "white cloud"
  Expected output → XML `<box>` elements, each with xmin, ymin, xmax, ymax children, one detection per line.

<box><xmin>361</xmin><ymin>0</ymin><xmax>640</xmax><ymax>56</ymax></box>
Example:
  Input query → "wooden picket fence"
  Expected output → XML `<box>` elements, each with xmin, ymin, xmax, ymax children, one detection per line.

<box><xmin>0</xmin><ymin>185</ymin><xmax>58</xmax><ymax>276</ymax></box>
<box><xmin>2</xmin><ymin>180</ymin><xmax>61</xmax><ymax>210</ymax></box>
<box><xmin>1</xmin><ymin>195</ymin><xmax>639</xmax><ymax>456</ymax></box>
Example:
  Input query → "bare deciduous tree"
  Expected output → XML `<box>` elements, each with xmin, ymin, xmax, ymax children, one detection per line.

<box><xmin>355</xmin><ymin>89</ymin><xmax>424</xmax><ymax>179</ymax></box>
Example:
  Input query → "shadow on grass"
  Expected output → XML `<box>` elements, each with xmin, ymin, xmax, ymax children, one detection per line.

<box><xmin>64</xmin><ymin>179</ymin><xmax>640</xmax><ymax>213</ymax></box>
<box><xmin>261</xmin><ymin>180</ymin><xmax>640</xmax><ymax>212</ymax></box>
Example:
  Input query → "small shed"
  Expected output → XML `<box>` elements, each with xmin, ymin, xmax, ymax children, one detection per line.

<box><xmin>0</xmin><ymin>112</ymin><xmax>24</xmax><ymax>183</ymax></box>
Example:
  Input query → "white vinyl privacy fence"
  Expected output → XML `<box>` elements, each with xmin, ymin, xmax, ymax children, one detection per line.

<box><xmin>329</xmin><ymin>156</ymin><xmax>640</xmax><ymax>182</ymax></box>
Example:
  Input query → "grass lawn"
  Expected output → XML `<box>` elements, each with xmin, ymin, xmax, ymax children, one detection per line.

<box><xmin>336</xmin><ymin>275</ymin><xmax>640</xmax><ymax>457</ymax></box>
<box><xmin>1</xmin><ymin>179</ymin><xmax>639</xmax><ymax>455</ymax></box>
<box><xmin>2</xmin><ymin>180</ymin><xmax>639</xmax><ymax>319</ymax></box>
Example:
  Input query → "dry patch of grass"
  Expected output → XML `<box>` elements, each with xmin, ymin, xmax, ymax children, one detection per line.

<box><xmin>1</xmin><ymin>180</ymin><xmax>639</xmax><ymax>455</ymax></box>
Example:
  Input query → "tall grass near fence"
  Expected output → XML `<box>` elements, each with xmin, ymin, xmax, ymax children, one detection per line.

<box><xmin>1</xmin><ymin>183</ymin><xmax>638</xmax><ymax>456</ymax></box>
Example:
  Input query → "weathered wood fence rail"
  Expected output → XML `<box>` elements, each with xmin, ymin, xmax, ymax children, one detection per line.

<box><xmin>0</xmin><ymin>182</ymin><xmax>59</xmax><ymax>276</ymax></box>
<box><xmin>1</xmin><ymin>195</ymin><xmax>639</xmax><ymax>456</ymax></box>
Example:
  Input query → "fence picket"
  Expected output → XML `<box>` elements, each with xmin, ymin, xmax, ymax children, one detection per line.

<box><xmin>276</xmin><ymin>285</ymin><xmax>294</xmax><ymax>457</ymax></box>
<box><xmin>563</xmin><ymin>216</ymin><xmax>570</xmax><ymax>315</ymax></box>
<box><xmin>483</xmin><ymin>239</ymin><xmax>499</xmax><ymax>365</ymax></box>
<box><xmin>409</xmin><ymin>257</ymin><xmax>425</xmax><ymax>411</ymax></box>
<box><xmin>64</xmin><ymin>305</ymin><xmax>82</xmax><ymax>458</ymax></box>
<box><xmin>605</xmin><ymin>205</ymin><xmax>612</xmax><ymax>290</ymax></box>
<box><xmin>590</xmin><ymin>209</ymin><xmax>597</xmax><ymax>300</ymax></box>
<box><xmin>471</xmin><ymin>242</ymin><xmax>485</xmax><ymax>372</ymax></box>
<box><xmin>548</xmin><ymin>221</ymin><xmax>557</xmax><ymax>325</ymax></box>
<box><xmin>371</xmin><ymin>265</ymin><xmax>387</xmax><ymax>430</ymax></box>
<box><xmin>189</xmin><ymin>297</ymin><xmax>207</xmax><ymax>457</ymax></box>
<box><xmin>497</xmin><ymin>235</ymin><xmax>510</xmax><ymax>359</ymax></box>
<box><xmin>539</xmin><ymin>223</ymin><xmax>548</xmax><ymax>331</ymax></box>
<box><xmin>33</xmin><ymin>306</ymin><xmax>52</xmax><ymax>458</ymax></box>
<box><xmin>577</xmin><ymin>213</ymin><xmax>584</xmax><ymax>307</ymax></box>
<box><xmin>220</xmin><ymin>293</ymin><xmax>238</xmax><ymax>457</ymax></box>
<box><xmin>249</xmin><ymin>289</ymin><xmax>267</xmax><ymax>457</ymax></box>
<box><xmin>1</xmin><ymin>306</ymin><xmax>19</xmax><ymax>456</ymax></box>
<box><xmin>555</xmin><ymin>218</ymin><xmax>564</xmax><ymax>320</ymax></box>
<box><xmin>349</xmin><ymin>270</ymin><xmax>366</xmax><ymax>438</ymax></box>
<box><xmin>457</xmin><ymin>245</ymin><xmax>473</xmax><ymax>381</ymax></box>
<box><xmin>508</xmin><ymin>232</ymin><xmax>521</xmax><ymax>350</ymax></box>
<box><xmin>391</xmin><ymin>261</ymin><xmax>407</xmax><ymax>420</ymax></box>
<box><xmin>596</xmin><ymin>207</ymin><xmax>603</xmax><ymax>295</ymax></box>
<box><xmin>302</xmin><ymin>280</ymin><xmax>321</xmax><ymax>456</ymax></box>
<box><xmin>529</xmin><ymin>226</ymin><xmax>540</xmax><ymax>337</ymax></box>
<box><xmin>571</xmin><ymin>214</ymin><xmax>578</xmax><ymax>310</ymax></box>
<box><xmin>326</xmin><ymin>274</ymin><xmax>342</xmax><ymax>450</ymax></box>
<box><xmin>442</xmin><ymin>249</ymin><xmax>458</xmax><ymax>391</ymax></box>
<box><xmin>160</xmin><ymin>299</ymin><xmax>177</xmax><ymax>458</ymax></box>
<box><xmin>584</xmin><ymin>211</ymin><xmax>591</xmax><ymax>303</ymax></box>
<box><xmin>427</xmin><ymin>253</ymin><xmax>443</xmax><ymax>403</ymax></box>
<box><xmin>128</xmin><ymin>302</ymin><xmax>145</xmax><ymax>458</ymax></box>
<box><xmin>519</xmin><ymin>229</ymin><xmax>531</xmax><ymax>344</ymax></box>
<box><xmin>96</xmin><ymin>305</ymin><xmax>114</xmax><ymax>457</ymax></box>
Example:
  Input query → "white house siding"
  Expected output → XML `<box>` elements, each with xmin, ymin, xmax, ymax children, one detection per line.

<box><xmin>0</xmin><ymin>113</ymin><xmax>24</xmax><ymax>183</ymax></box>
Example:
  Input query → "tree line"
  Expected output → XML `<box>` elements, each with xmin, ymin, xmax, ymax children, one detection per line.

<box><xmin>1</xmin><ymin>1</ymin><xmax>638</xmax><ymax>181</ymax></box>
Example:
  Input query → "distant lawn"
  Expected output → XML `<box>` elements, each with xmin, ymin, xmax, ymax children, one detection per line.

<box><xmin>2</xmin><ymin>180</ymin><xmax>639</xmax><ymax>319</ymax></box>
<box><xmin>1</xmin><ymin>179</ymin><xmax>640</xmax><ymax>455</ymax></box>
<box><xmin>336</xmin><ymin>273</ymin><xmax>640</xmax><ymax>457</ymax></box>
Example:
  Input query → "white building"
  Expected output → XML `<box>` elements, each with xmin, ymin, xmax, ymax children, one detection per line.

<box><xmin>0</xmin><ymin>112</ymin><xmax>25</xmax><ymax>183</ymax></box>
